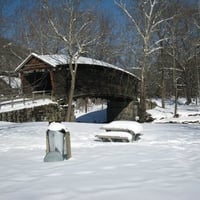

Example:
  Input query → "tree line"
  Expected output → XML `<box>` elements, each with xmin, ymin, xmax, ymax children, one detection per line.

<box><xmin>0</xmin><ymin>0</ymin><xmax>199</xmax><ymax>122</ymax></box>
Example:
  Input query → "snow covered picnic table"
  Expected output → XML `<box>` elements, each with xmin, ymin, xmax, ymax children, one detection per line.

<box><xmin>95</xmin><ymin>121</ymin><xmax>143</xmax><ymax>142</ymax></box>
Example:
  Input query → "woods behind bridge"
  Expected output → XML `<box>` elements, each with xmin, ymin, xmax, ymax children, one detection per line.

<box><xmin>0</xmin><ymin>0</ymin><xmax>200</xmax><ymax>122</ymax></box>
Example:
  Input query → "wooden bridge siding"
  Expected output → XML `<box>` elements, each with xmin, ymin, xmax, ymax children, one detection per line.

<box><xmin>50</xmin><ymin>64</ymin><xmax>138</xmax><ymax>101</ymax></box>
<box><xmin>74</xmin><ymin>64</ymin><xmax>138</xmax><ymax>100</ymax></box>
<box><xmin>52</xmin><ymin>67</ymin><xmax>70</xmax><ymax>98</ymax></box>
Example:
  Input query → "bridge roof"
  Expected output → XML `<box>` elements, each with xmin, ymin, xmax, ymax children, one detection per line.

<box><xmin>15</xmin><ymin>53</ymin><xmax>139</xmax><ymax>80</ymax></box>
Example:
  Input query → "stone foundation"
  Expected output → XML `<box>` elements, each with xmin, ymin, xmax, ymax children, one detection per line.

<box><xmin>0</xmin><ymin>103</ymin><xmax>74</xmax><ymax>123</ymax></box>
<box><xmin>107</xmin><ymin>100</ymin><xmax>138</xmax><ymax>122</ymax></box>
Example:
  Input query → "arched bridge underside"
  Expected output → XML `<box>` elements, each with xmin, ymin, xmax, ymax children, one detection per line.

<box><xmin>16</xmin><ymin>53</ymin><xmax>140</xmax><ymax>121</ymax></box>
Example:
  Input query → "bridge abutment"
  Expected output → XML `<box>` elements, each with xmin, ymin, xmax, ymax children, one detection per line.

<box><xmin>107</xmin><ymin>99</ymin><xmax>139</xmax><ymax>122</ymax></box>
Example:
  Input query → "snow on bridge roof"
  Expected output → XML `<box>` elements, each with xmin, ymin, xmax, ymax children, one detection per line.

<box><xmin>15</xmin><ymin>53</ymin><xmax>139</xmax><ymax>79</ymax></box>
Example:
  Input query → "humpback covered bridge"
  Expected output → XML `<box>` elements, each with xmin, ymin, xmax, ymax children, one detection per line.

<box><xmin>15</xmin><ymin>53</ymin><xmax>140</xmax><ymax>121</ymax></box>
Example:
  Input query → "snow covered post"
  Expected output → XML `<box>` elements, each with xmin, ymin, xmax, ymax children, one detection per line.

<box><xmin>44</xmin><ymin>122</ymin><xmax>71</xmax><ymax>162</ymax></box>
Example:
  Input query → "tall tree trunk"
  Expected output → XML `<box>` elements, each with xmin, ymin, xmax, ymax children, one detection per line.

<box><xmin>139</xmin><ymin>46</ymin><xmax>147</xmax><ymax>122</ymax></box>
<box><xmin>66</xmin><ymin>62</ymin><xmax>77</xmax><ymax>122</ymax></box>
<box><xmin>160</xmin><ymin>41</ymin><xmax>165</xmax><ymax>109</ymax></box>
<box><xmin>161</xmin><ymin>67</ymin><xmax>165</xmax><ymax>108</ymax></box>
<box><xmin>139</xmin><ymin>66</ymin><xmax>146</xmax><ymax>122</ymax></box>
<box><xmin>174</xmin><ymin>86</ymin><xmax>178</xmax><ymax>117</ymax></box>
<box><xmin>185</xmin><ymin>82</ymin><xmax>192</xmax><ymax>105</ymax></box>
<box><xmin>172</xmin><ymin>32</ymin><xmax>178</xmax><ymax>116</ymax></box>
<box><xmin>184</xmin><ymin>69</ymin><xmax>192</xmax><ymax>105</ymax></box>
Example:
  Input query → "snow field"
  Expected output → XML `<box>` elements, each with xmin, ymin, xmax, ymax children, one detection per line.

<box><xmin>0</xmin><ymin>122</ymin><xmax>200</xmax><ymax>200</ymax></box>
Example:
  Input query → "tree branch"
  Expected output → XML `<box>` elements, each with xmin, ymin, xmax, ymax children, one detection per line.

<box><xmin>115</xmin><ymin>1</ymin><xmax>145</xmax><ymax>40</ymax></box>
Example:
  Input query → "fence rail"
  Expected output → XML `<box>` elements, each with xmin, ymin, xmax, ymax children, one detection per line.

<box><xmin>0</xmin><ymin>91</ymin><xmax>54</xmax><ymax>110</ymax></box>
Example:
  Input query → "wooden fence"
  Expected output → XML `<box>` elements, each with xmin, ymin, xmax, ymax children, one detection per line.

<box><xmin>0</xmin><ymin>91</ymin><xmax>54</xmax><ymax>110</ymax></box>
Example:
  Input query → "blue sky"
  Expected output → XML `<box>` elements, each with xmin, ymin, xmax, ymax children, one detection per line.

<box><xmin>2</xmin><ymin>0</ymin><xmax>199</xmax><ymax>18</ymax></box>
<box><xmin>2</xmin><ymin>0</ymin><xmax>119</xmax><ymax>17</ymax></box>
<box><xmin>1</xmin><ymin>0</ymin><xmax>123</xmax><ymax>37</ymax></box>
<box><xmin>1</xmin><ymin>0</ymin><xmax>199</xmax><ymax>37</ymax></box>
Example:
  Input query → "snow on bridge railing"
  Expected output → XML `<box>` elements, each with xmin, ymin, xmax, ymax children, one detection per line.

<box><xmin>0</xmin><ymin>91</ymin><xmax>53</xmax><ymax>111</ymax></box>
<box><xmin>32</xmin><ymin>90</ymin><xmax>53</xmax><ymax>101</ymax></box>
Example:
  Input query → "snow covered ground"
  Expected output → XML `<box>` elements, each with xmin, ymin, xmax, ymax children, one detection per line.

<box><xmin>0</xmin><ymin>99</ymin><xmax>200</xmax><ymax>200</ymax></box>
<box><xmin>0</xmin><ymin>75</ymin><xmax>21</xmax><ymax>89</ymax></box>
<box><xmin>148</xmin><ymin>98</ymin><xmax>200</xmax><ymax>124</ymax></box>
<box><xmin>0</xmin><ymin>121</ymin><xmax>200</xmax><ymax>200</ymax></box>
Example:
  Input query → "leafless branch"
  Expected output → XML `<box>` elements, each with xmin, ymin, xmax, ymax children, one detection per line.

<box><xmin>115</xmin><ymin>1</ymin><xmax>145</xmax><ymax>40</ymax></box>
<box><xmin>147</xmin><ymin>46</ymin><xmax>163</xmax><ymax>55</ymax></box>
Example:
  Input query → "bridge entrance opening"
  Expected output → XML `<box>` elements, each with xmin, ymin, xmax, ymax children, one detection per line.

<box><xmin>24</xmin><ymin>71</ymin><xmax>52</xmax><ymax>92</ymax></box>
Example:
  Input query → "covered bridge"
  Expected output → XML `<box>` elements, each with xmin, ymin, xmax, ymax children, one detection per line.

<box><xmin>15</xmin><ymin>53</ymin><xmax>140</xmax><ymax>121</ymax></box>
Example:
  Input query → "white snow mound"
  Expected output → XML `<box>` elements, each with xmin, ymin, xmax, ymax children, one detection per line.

<box><xmin>48</xmin><ymin>122</ymin><xmax>68</xmax><ymax>132</ymax></box>
<box><xmin>101</xmin><ymin>120</ymin><xmax>143</xmax><ymax>133</ymax></box>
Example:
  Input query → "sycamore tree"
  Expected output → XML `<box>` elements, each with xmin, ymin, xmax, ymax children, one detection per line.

<box><xmin>116</xmin><ymin>0</ymin><xmax>173</xmax><ymax>122</ymax></box>
<box><xmin>193</xmin><ymin>3</ymin><xmax>200</xmax><ymax>104</ymax></box>
<box><xmin>44</xmin><ymin>0</ymin><xmax>100</xmax><ymax>121</ymax></box>
<box><xmin>165</xmin><ymin>2</ymin><xmax>200</xmax><ymax>107</ymax></box>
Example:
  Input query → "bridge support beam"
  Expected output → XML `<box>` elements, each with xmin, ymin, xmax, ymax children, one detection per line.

<box><xmin>107</xmin><ymin>99</ymin><xmax>139</xmax><ymax>122</ymax></box>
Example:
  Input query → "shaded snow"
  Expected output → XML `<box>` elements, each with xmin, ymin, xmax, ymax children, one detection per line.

<box><xmin>76</xmin><ymin>109</ymin><xmax>107</xmax><ymax>123</ymax></box>
<box><xmin>0</xmin><ymin>122</ymin><xmax>200</xmax><ymax>200</ymax></box>
<box><xmin>75</xmin><ymin>104</ymin><xmax>107</xmax><ymax>123</ymax></box>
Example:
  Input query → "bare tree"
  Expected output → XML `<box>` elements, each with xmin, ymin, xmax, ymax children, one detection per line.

<box><xmin>87</xmin><ymin>11</ymin><xmax>120</xmax><ymax>64</ymax></box>
<box><xmin>116</xmin><ymin>0</ymin><xmax>173</xmax><ymax>122</ymax></box>
<box><xmin>164</xmin><ymin>3</ymin><xmax>200</xmax><ymax>107</ymax></box>
<box><xmin>193</xmin><ymin>3</ymin><xmax>200</xmax><ymax>104</ymax></box>
<box><xmin>44</xmin><ymin>0</ymin><xmax>100</xmax><ymax>121</ymax></box>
